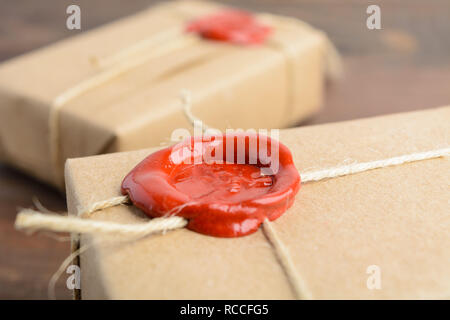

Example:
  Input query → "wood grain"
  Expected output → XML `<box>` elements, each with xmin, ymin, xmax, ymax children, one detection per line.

<box><xmin>0</xmin><ymin>0</ymin><xmax>449</xmax><ymax>299</ymax></box>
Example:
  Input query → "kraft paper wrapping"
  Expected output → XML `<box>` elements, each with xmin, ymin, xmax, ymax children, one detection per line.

<box><xmin>65</xmin><ymin>107</ymin><xmax>450</xmax><ymax>299</ymax></box>
<box><xmin>0</xmin><ymin>0</ymin><xmax>334</xmax><ymax>188</ymax></box>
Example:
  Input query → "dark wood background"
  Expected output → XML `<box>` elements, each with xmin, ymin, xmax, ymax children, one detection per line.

<box><xmin>0</xmin><ymin>0</ymin><xmax>449</xmax><ymax>299</ymax></box>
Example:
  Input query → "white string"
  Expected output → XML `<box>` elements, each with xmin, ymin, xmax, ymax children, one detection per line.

<box><xmin>15</xmin><ymin>209</ymin><xmax>187</xmax><ymax>237</ymax></box>
<box><xmin>47</xmin><ymin>241</ymin><xmax>92</xmax><ymax>300</ymax></box>
<box><xmin>266</xmin><ymin>146</ymin><xmax>449</xmax><ymax>299</ymax></box>
<box><xmin>180</xmin><ymin>89</ymin><xmax>210</xmax><ymax>132</ymax></box>
<box><xmin>300</xmin><ymin>147</ymin><xmax>450</xmax><ymax>183</ymax></box>
<box><xmin>79</xmin><ymin>195</ymin><xmax>129</xmax><ymax>217</ymax></box>
<box><xmin>262</xmin><ymin>219</ymin><xmax>311</xmax><ymax>300</ymax></box>
<box><xmin>17</xmin><ymin>147</ymin><xmax>448</xmax><ymax>236</ymax></box>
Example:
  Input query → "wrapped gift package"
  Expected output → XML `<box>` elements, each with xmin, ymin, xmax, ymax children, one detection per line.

<box><xmin>0</xmin><ymin>0</ymin><xmax>339</xmax><ymax>188</ymax></box>
<box><xmin>65</xmin><ymin>106</ymin><xmax>450</xmax><ymax>299</ymax></box>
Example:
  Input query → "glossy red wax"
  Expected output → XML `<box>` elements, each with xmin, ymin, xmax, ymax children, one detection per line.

<box><xmin>121</xmin><ymin>133</ymin><xmax>300</xmax><ymax>237</ymax></box>
<box><xmin>171</xmin><ymin>162</ymin><xmax>273</xmax><ymax>203</ymax></box>
<box><xmin>186</xmin><ymin>10</ymin><xmax>272</xmax><ymax>45</ymax></box>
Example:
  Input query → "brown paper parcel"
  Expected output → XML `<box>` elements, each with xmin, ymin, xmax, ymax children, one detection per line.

<box><xmin>64</xmin><ymin>107</ymin><xmax>450</xmax><ymax>299</ymax></box>
<box><xmin>0</xmin><ymin>0</ymin><xmax>338</xmax><ymax>188</ymax></box>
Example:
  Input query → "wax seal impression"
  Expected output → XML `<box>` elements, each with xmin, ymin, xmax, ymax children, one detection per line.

<box><xmin>186</xmin><ymin>10</ymin><xmax>272</xmax><ymax>45</ymax></box>
<box><xmin>121</xmin><ymin>133</ymin><xmax>300</xmax><ymax>237</ymax></box>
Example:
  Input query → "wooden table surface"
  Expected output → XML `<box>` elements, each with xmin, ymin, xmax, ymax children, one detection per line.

<box><xmin>0</xmin><ymin>0</ymin><xmax>449</xmax><ymax>299</ymax></box>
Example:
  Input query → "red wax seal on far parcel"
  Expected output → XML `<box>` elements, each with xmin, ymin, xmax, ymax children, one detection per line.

<box><xmin>186</xmin><ymin>10</ymin><xmax>272</xmax><ymax>45</ymax></box>
<box><xmin>121</xmin><ymin>133</ymin><xmax>300</xmax><ymax>237</ymax></box>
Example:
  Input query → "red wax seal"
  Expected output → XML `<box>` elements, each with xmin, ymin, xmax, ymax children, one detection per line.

<box><xmin>121</xmin><ymin>133</ymin><xmax>300</xmax><ymax>237</ymax></box>
<box><xmin>186</xmin><ymin>10</ymin><xmax>272</xmax><ymax>45</ymax></box>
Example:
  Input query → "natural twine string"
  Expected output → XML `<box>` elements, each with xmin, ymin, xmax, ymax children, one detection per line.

<box><xmin>15</xmin><ymin>209</ymin><xmax>187</xmax><ymax>237</ymax></box>
<box><xmin>262</xmin><ymin>219</ymin><xmax>311</xmax><ymax>300</ymax></box>
<box><xmin>300</xmin><ymin>147</ymin><xmax>450</xmax><ymax>183</ymax></box>
<box><xmin>259</xmin><ymin>13</ymin><xmax>343</xmax><ymax>80</ymax></box>
<box><xmin>261</xmin><ymin>13</ymin><xmax>342</xmax><ymax>121</ymax></box>
<box><xmin>47</xmin><ymin>240</ymin><xmax>91</xmax><ymax>300</ymax></box>
<box><xmin>15</xmin><ymin>92</ymin><xmax>450</xmax><ymax>299</ymax></box>
<box><xmin>16</xmin><ymin>147</ymin><xmax>450</xmax><ymax>236</ymax></box>
<box><xmin>16</xmin><ymin>146</ymin><xmax>450</xmax><ymax>235</ymax></box>
<box><xmin>179</xmin><ymin>89</ymin><xmax>210</xmax><ymax>132</ymax></box>
<box><xmin>79</xmin><ymin>195</ymin><xmax>130</xmax><ymax>218</ymax></box>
